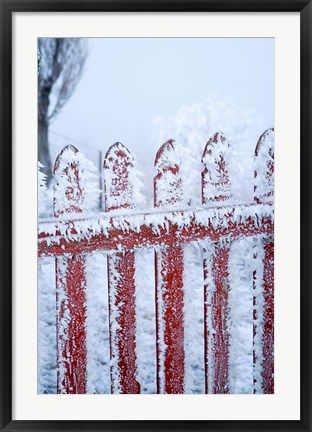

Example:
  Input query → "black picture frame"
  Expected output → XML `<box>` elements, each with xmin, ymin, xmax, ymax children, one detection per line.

<box><xmin>1</xmin><ymin>1</ymin><xmax>311</xmax><ymax>431</ymax></box>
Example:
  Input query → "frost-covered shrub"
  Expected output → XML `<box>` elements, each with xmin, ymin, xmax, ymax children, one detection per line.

<box><xmin>38</xmin><ymin>162</ymin><xmax>47</xmax><ymax>216</ymax></box>
<box><xmin>38</xmin><ymin>162</ymin><xmax>54</xmax><ymax>218</ymax></box>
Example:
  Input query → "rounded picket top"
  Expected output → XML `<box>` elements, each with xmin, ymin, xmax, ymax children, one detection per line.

<box><xmin>201</xmin><ymin>132</ymin><xmax>232</xmax><ymax>204</ymax></box>
<box><xmin>54</xmin><ymin>144</ymin><xmax>80</xmax><ymax>174</ymax></box>
<box><xmin>103</xmin><ymin>142</ymin><xmax>134</xmax><ymax>171</ymax></box>
<box><xmin>53</xmin><ymin>144</ymin><xmax>99</xmax><ymax>217</ymax></box>
<box><xmin>201</xmin><ymin>132</ymin><xmax>231</xmax><ymax>164</ymax></box>
<box><xmin>103</xmin><ymin>142</ymin><xmax>136</xmax><ymax>212</ymax></box>
<box><xmin>53</xmin><ymin>145</ymin><xmax>85</xmax><ymax>217</ymax></box>
<box><xmin>154</xmin><ymin>139</ymin><xmax>182</xmax><ymax>175</ymax></box>
<box><xmin>255</xmin><ymin>128</ymin><xmax>274</xmax><ymax>158</ymax></box>
<box><xmin>254</xmin><ymin>128</ymin><xmax>274</xmax><ymax>204</ymax></box>
<box><xmin>154</xmin><ymin>139</ymin><xmax>183</xmax><ymax>207</ymax></box>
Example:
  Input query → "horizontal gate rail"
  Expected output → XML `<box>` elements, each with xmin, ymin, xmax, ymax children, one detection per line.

<box><xmin>38</xmin><ymin>203</ymin><xmax>273</xmax><ymax>257</ymax></box>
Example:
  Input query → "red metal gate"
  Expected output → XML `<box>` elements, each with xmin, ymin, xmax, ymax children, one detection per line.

<box><xmin>38</xmin><ymin>129</ymin><xmax>274</xmax><ymax>395</ymax></box>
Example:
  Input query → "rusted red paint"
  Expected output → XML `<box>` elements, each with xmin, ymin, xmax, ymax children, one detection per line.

<box><xmin>104</xmin><ymin>143</ymin><xmax>140</xmax><ymax>394</ymax></box>
<box><xmin>262</xmin><ymin>238</ymin><xmax>274</xmax><ymax>393</ymax></box>
<box><xmin>211</xmin><ymin>245</ymin><xmax>230</xmax><ymax>393</ymax></box>
<box><xmin>38</xmin><ymin>210</ymin><xmax>273</xmax><ymax>258</ymax></box>
<box><xmin>56</xmin><ymin>255</ymin><xmax>87</xmax><ymax>393</ymax></box>
<box><xmin>106</xmin><ymin>251</ymin><xmax>140</xmax><ymax>393</ymax></box>
<box><xmin>54</xmin><ymin>145</ymin><xmax>87</xmax><ymax>394</ymax></box>
<box><xmin>156</xmin><ymin>246</ymin><xmax>184</xmax><ymax>394</ymax></box>
<box><xmin>204</xmin><ymin>246</ymin><xmax>230</xmax><ymax>394</ymax></box>
<box><xmin>154</xmin><ymin>140</ymin><xmax>185</xmax><ymax>394</ymax></box>
<box><xmin>202</xmin><ymin>133</ymin><xmax>231</xmax><ymax>394</ymax></box>
<box><xmin>252</xmin><ymin>248</ymin><xmax>258</xmax><ymax>393</ymax></box>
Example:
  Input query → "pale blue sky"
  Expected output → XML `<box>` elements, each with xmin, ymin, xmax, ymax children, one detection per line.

<box><xmin>50</xmin><ymin>38</ymin><xmax>274</xmax><ymax>161</ymax></box>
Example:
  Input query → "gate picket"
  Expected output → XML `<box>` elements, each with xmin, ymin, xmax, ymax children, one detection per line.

<box><xmin>54</xmin><ymin>145</ymin><xmax>87</xmax><ymax>394</ymax></box>
<box><xmin>253</xmin><ymin>128</ymin><xmax>274</xmax><ymax>394</ymax></box>
<box><xmin>202</xmin><ymin>132</ymin><xmax>232</xmax><ymax>394</ymax></box>
<box><xmin>154</xmin><ymin>140</ymin><xmax>185</xmax><ymax>394</ymax></box>
<box><xmin>104</xmin><ymin>143</ymin><xmax>140</xmax><ymax>394</ymax></box>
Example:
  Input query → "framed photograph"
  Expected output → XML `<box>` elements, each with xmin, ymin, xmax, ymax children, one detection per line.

<box><xmin>1</xmin><ymin>0</ymin><xmax>310</xmax><ymax>431</ymax></box>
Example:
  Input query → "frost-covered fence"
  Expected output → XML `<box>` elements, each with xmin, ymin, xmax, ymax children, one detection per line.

<box><xmin>38</xmin><ymin>129</ymin><xmax>274</xmax><ymax>395</ymax></box>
